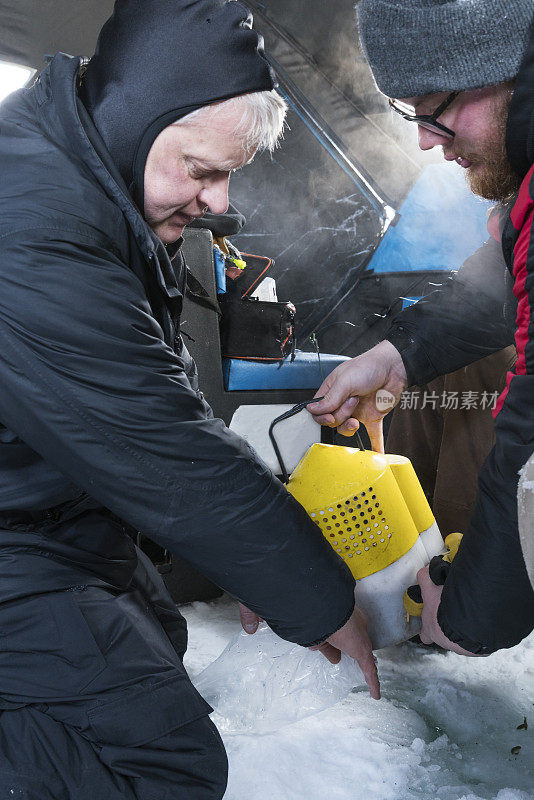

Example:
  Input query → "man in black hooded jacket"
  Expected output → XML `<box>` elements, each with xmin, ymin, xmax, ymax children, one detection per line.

<box><xmin>311</xmin><ymin>0</ymin><xmax>534</xmax><ymax>656</ymax></box>
<box><xmin>0</xmin><ymin>0</ymin><xmax>379</xmax><ymax>797</ymax></box>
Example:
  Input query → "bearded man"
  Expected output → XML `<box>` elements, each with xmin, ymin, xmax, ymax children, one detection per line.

<box><xmin>310</xmin><ymin>0</ymin><xmax>534</xmax><ymax>656</ymax></box>
<box><xmin>0</xmin><ymin>0</ymin><xmax>381</xmax><ymax>797</ymax></box>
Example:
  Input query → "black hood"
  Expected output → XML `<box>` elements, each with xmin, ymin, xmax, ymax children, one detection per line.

<box><xmin>507</xmin><ymin>17</ymin><xmax>534</xmax><ymax>180</ymax></box>
<box><xmin>79</xmin><ymin>0</ymin><xmax>276</xmax><ymax>209</ymax></box>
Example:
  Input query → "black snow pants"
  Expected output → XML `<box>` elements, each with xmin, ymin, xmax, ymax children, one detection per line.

<box><xmin>0</xmin><ymin>547</ymin><xmax>228</xmax><ymax>800</ymax></box>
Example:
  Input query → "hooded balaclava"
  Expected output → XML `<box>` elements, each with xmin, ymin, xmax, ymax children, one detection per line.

<box><xmin>79</xmin><ymin>0</ymin><xmax>276</xmax><ymax>209</ymax></box>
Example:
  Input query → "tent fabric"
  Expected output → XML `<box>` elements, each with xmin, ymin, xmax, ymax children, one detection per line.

<box><xmin>247</xmin><ymin>0</ymin><xmax>431</xmax><ymax>206</ymax></box>
<box><xmin>0</xmin><ymin>0</ymin><xmax>114</xmax><ymax>70</ymax></box>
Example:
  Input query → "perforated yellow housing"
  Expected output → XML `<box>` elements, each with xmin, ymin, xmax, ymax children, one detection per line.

<box><xmin>287</xmin><ymin>444</ymin><xmax>433</xmax><ymax>580</ymax></box>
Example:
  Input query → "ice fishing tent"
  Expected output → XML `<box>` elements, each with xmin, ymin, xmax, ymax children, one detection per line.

<box><xmin>0</xmin><ymin>0</ymin><xmax>489</xmax><ymax>359</ymax></box>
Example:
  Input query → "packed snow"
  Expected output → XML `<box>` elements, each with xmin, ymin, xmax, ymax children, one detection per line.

<box><xmin>182</xmin><ymin>596</ymin><xmax>534</xmax><ymax>800</ymax></box>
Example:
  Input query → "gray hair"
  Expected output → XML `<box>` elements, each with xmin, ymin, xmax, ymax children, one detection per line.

<box><xmin>172</xmin><ymin>90</ymin><xmax>287</xmax><ymax>153</ymax></box>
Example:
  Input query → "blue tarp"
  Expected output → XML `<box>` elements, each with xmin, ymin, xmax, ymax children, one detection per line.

<box><xmin>368</xmin><ymin>163</ymin><xmax>491</xmax><ymax>274</ymax></box>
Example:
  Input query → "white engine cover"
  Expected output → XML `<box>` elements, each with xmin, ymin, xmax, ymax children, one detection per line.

<box><xmin>230</xmin><ymin>404</ymin><xmax>321</xmax><ymax>475</ymax></box>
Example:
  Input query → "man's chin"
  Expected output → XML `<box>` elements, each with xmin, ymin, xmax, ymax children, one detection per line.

<box><xmin>466</xmin><ymin>161</ymin><xmax>521</xmax><ymax>203</ymax></box>
<box><xmin>153</xmin><ymin>222</ymin><xmax>186</xmax><ymax>244</ymax></box>
<box><xmin>465</xmin><ymin>163</ymin><xmax>489</xmax><ymax>198</ymax></box>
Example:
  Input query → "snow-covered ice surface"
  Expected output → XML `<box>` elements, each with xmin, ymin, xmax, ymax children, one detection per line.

<box><xmin>182</xmin><ymin>596</ymin><xmax>534</xmax><ymax>800</ymax></box>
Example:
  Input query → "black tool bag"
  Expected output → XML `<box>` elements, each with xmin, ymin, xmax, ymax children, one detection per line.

<box><xmin>219</xmin><ymin>295</ymin><xmax>296</xmax><ymax>362</ymax></box>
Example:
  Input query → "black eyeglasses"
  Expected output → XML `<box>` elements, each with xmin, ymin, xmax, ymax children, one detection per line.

<box><xmin>388</xmin><ymin>92</ymin><xmax>459</xmax><ymax>139</ymax></box>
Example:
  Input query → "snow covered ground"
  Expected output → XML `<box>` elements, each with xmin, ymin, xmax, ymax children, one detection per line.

<box><xmin>182</xmin><ymin>596</ymin><xmax>534</xmax><ymax>800</ymax></box>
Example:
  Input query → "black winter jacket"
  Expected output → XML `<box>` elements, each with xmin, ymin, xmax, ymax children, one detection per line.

<box><xmin>386</xmin><ymin>35</ymin><xmax>534</xmax><ymax>654</ymax></box>
<box><xmin>0</xmin><ymin>53</ymin><xmax>355</xmax><ymax>647</ymax></box>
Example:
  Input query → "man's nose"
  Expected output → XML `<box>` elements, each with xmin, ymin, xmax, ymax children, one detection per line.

<box><xmin>198</xmin><ymin>176</ymin><xmax>230</xmax><ymax>215</ymax></box>
<box><xmin>417</xmin><ymin>125</ymin><xmax>450</xmax><ymax>151</ymax></box>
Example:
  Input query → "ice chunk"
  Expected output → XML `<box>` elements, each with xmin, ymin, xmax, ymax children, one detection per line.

<box><xmin>193</xmin><ymin>622</ymin><xmax>365</xmax><ymax>734</ymax></box>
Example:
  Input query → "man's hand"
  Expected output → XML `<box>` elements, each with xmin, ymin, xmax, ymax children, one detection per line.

<box><xmin>307</xmin><ymin>340</ymin><xmax>408</xmax><ymax>452</ymax></box>
<box><xmin>310</xmin><ymin>604</ymin><xmax>380</xmax><ymax>699</ymax></box>
<box><xmin>239</xmin><ymin>600</ymin><xmax>380</xmax><ymax>700</ymax></box>
<box><xmin>417</xmin><ymin>566</ymin><xmax>483</xmax><ymax>657</ymax></box>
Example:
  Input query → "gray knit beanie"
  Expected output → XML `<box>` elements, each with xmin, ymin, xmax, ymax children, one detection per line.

<box><xmin>356</xmin><ymin>0</ymin><xmax>534</xmax><ymax>98</ymax></box>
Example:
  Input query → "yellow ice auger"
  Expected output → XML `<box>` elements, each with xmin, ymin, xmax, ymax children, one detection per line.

<box><xmin>270</xmin><ymin>400</ymin><xmax>453</xmax><ymax>648</ymax></box>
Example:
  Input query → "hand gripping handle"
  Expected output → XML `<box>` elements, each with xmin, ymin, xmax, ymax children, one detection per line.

<box><xmin>403</xmin><ymin>533</ymin><xmax>463</xmax><ymax>619</ymax></box>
